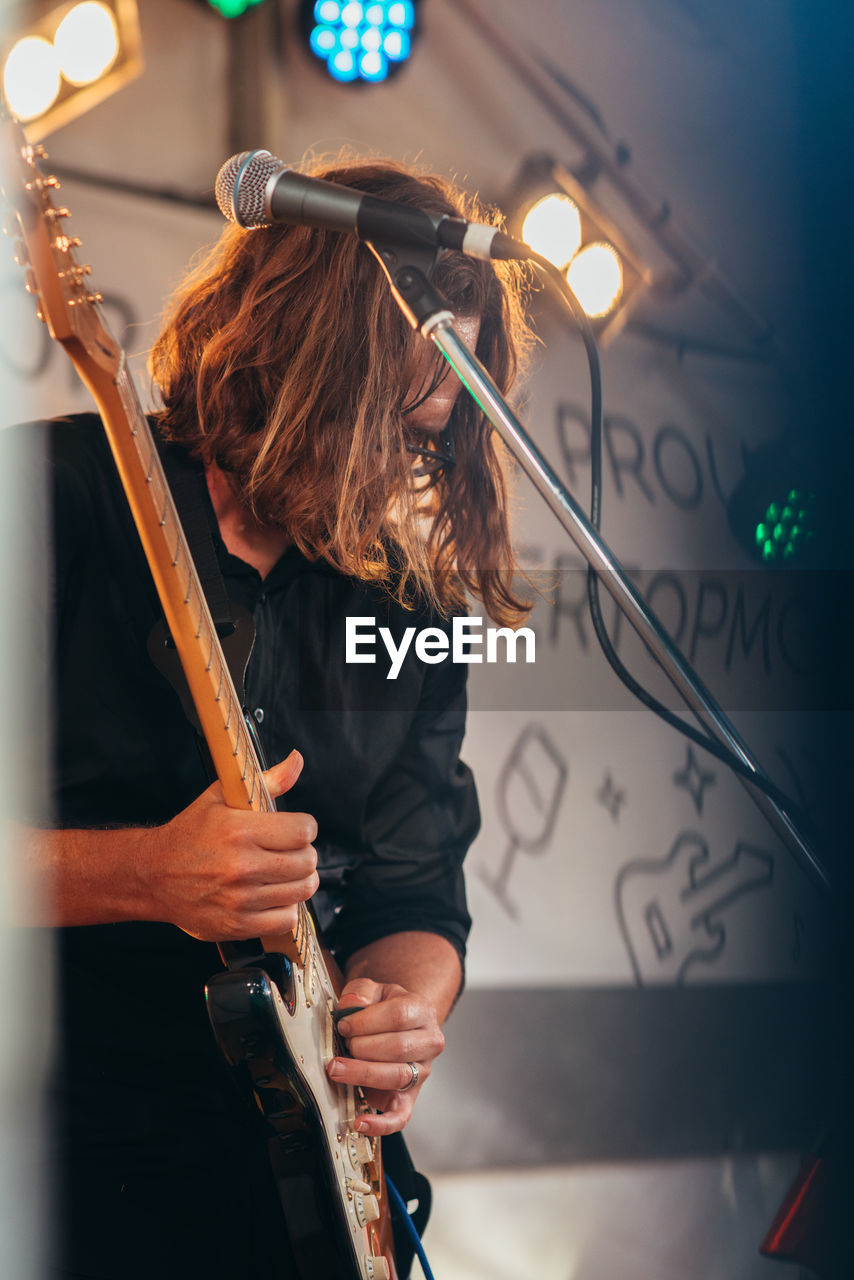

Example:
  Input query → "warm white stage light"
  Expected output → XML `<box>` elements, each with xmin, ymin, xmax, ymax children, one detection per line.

<box><xmin>54</xmin><ymin>2</ymin><xmax>120</xmax><ymax>86</ymax></box>
<box><xmin>2</xmin><ymin>37</ymin><xmax>62</xmax><ymax>121</ymax></box>
<box><xmin>521</xmin><ymin>193</ymin><xmax>582</xmax><ymax>270</ymax></box>
<box><xmin>567</xmin><ymin>241</ymin><xmax>623</xmax><ymax>317</ymax></box>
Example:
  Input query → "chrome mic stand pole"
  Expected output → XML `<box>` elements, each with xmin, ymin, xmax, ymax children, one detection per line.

<box><xmin>378</xmin><ymin>256</ymin><xmax>830</xmax><ymax>895</ymax></box>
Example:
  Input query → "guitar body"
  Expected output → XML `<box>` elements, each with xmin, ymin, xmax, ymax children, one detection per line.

<box><xmin>1</xmin><ymin>110</ymin><xmax>398</xmax><ymax>1280</ymax></box>
<box><xmin>207</xmin><ymin>962</ymin><xmax>396</xmax><ymax>1280</ymax></box>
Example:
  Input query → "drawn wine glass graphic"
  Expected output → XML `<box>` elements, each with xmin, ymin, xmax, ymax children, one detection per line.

<box><xmin>478</xmin><ymin>723</ymin><xmax>568</xmax><ymax>919</ymax></box>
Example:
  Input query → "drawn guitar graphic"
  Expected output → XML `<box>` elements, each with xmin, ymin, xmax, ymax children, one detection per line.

<box><xmin>616</xmin><ymin>831</ymin><xmax>774</xmax><ymax>984</ymax></box>
<box><xmin>1</xmin><ymin>111</ymin><xmax>397</xmax><ymax>1280</ymax></box>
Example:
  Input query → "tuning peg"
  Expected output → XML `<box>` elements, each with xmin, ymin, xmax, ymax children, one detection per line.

<box><xmin>13</xmin><ymin>238</ymin><xmax>28</xmax><ymax>267</ymax></box>
<box><xmin>68</xmin><ymin>292</ymin><xmax>104</xmax><ymax>308</ymax></box>
<box><xmin>58</xmin><ymin>265</ymin><xmax>92</xmax><ymax>282</ymax></box>
<box><xmin>24</xmin><ymin>267</ymin><xmax>39</xmax><ymax>296</ymax></box>
<box><xmin>45</xmin><ymin>206</ymin><xmax>71</xmax><ymax>222</ymax></box>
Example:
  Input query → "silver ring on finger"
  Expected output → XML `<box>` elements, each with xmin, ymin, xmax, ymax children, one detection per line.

<box><xmin>398</xmin><ymin>1061</ymin><xmax>419</xmax><ymax>1092</ymax></box>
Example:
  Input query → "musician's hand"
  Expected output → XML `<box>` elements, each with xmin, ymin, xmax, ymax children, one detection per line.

<box><xmin>326</xmin><ymin>977</ymin><xmax>445</xmax><ymax>1135</ymax></box>
<box><xmin>146</xmin><ymin>749</ymin><xmax>319</xmax><ymax>941</ymax></box>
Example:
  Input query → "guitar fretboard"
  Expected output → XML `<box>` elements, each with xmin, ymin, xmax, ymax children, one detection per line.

<box><xmin>114</xmin><ymin>365</ymin><xmax>271</xmax><ymax>812</ymax></box>
<box><xmin>111</xmin><ymin>363</ymin><xmax>309</xmax><ymax>966</ymax></box>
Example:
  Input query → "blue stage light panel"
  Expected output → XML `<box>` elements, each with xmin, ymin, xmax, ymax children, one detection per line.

<box><xmin>302</xmin><ymin>0</ymin><xmax>418</xmax><ymax>83</ymax></box>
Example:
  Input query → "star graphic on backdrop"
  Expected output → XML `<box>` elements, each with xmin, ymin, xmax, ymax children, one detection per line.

<box><xmin>673</xmin><ymin>745</ymin><xmax>716</xmax><ymax>815</ymax></box>
<box><xmin>597</xmin><ymin>771</ymin><xmax>626</xmax><ymax>822</ymax></box>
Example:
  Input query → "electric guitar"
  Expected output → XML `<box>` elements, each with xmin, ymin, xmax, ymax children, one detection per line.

<box><xmin>1</xmin><ymin>111</ymin><xmax>398</xmax><ymax>1280</ymax></box>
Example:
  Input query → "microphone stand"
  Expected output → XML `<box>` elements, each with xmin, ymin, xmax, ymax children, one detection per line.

<box><xmin>369</xmin><ymin>247</ymin><xmax>830</xmax><ymax>896</ymax></box>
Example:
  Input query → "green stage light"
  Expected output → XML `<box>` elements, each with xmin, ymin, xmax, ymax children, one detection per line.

<box><xmin>754</xmin><ymin>489</ymin><xmax>816</xmax><ymax>564</ymax></box>
<box><xmin>726</xmin><ymin>439</ymin><xmax>823</xmax><ymax>567</ymax></box>
<box><xmin>206</xmin><ymin>0</ymin><xmax>266</xmax><ymax>17</ymax></box>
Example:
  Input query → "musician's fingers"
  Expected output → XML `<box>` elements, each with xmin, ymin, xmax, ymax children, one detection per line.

<box><xmin>335</xmin><ymin>985</ymin><xmax>425</xmax><ymax>1037</ymax></box>
<box><xmin>350</xmin><ymin>1092</ymin><xmax>416</xmax><ymax>1137</ymax></box>
<box><xmin>216</xmin><ymin>905</ymin><xmax>302</xmax><ymax>940</ymax></box>
<box><xmin>337</xmin><ymin>1027</ymin><xmax>442</xmax><ymax>1064</ymax></box>
<box><xmin>242</xmin><ymin>860</ymin><xmax>320</xmax><ymax>902</ymax></box>
<box><xmin>327</xmin><ymin>1055</ymin><xmax>430</xmax><ymax>1092</ymax></box>
<box><xmin>337</xmin><ymin>977</ymin><xmax>381</xmax><ymax>1010</ymax></box>
<box><xmin>263</xmin><ymin>749</ymin><xmax>304</xmax><ymax>798</ymax></box>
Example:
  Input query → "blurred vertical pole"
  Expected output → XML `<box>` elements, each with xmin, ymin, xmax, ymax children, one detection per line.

<box><xmin>792</xmin><ymin>5</ymin><xmax>854</xmax><ymax>1268</ymax></box>
<box><xmin>226</xmin><ymin>0</ymin><xmax>290</xmax><ymax>157</ymax></box>
<box><xmin>791</xmin><ymin>2</ymin><xmax>853</xmax><ymax>885</ymax></box>
<box><xmin>0</xmin><ymin>129</ymin><xmax>54</xmax><ymax>1279</ymax></box>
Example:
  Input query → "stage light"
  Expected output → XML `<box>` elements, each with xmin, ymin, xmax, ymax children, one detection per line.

<box><xmin>300</xmin><ymin>0</ymin><xmax>419</xmax><ymax>84</ymax></box>
<box><xmin>53</xmin><ymin>2</ymin><xmax>119</xmax><ymax>85</ymax></box>
<box><xmin>753</xmin><ymin>491</ymin><xmax>816</xmax><ymax>563</ymax></box>
<box><xmin>503</xmin><ymin>154</ymin><xmax>652</xmax><ymax>343</ymax></box>
<box><xmin>520</xmin><ymin>193</ymin><xmax>582</xmax><ymax>270</ymax></box>
<box><xmin>2</xmin><ymin>37</ymin><xmax>61</xmax><ymax>122</ymax></box>
<box><xmin>566</xmin><ymin>242</ymin><xmax>624</xmax><ymax>318</ymax></box>
<box><xmin>0</xmin><ymin>0</ymin><xmax>142</xmax><ymax>140</ymax></box>
<box><xmin>205</xmin><ymin>0</ymin><xmax>266</xmax><ymax>17</ymax></box>
<box><xmin>726</xmin><ymin>438</ymin><xmax>822</xmax><ymax>566</ymax></box>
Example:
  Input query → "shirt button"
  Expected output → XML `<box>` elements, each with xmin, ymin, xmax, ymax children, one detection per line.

<box><xmin>253</xmin><ymin>708</ymin><xmax>264</xmax><ymax>723</ymax></box>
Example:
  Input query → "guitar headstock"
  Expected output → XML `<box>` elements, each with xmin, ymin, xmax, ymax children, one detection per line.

<box><xmin>1</xmin><ymin>109</ymin><xmax>121</xmax><ymax>380</ymax></box>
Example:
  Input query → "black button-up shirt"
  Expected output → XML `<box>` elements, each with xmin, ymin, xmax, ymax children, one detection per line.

<box><xmin>34</xmin><ymin>413</ymin><xmax>477</xmax><ymax>1167</ymax></box>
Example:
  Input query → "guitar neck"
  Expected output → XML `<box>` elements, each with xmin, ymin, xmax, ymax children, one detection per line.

<box><xmin>108</xmin><ymin>365</ymin><xmax>264</xmax><ymax>809</ymax></box>
<box><xmin>2</xmin><ymin>116</ymin><xmax>305</xmax><ymax>965</ymax></box>
<box><xmin>96</xmin><ymin>363</ymin><xmax>306</xmax><ymax>964</ymax></box>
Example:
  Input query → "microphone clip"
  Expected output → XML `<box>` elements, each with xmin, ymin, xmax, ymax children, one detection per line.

<box><xmin>366</xmin><ymin>237</ymin><xmax>453</xmax><ymax>334</ymax></box>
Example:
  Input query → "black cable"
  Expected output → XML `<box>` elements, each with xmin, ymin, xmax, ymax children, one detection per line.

<box><xmin>524</xmin><ymin>249</ymin><xmax>814</xmax><ymax>833</ymax></box>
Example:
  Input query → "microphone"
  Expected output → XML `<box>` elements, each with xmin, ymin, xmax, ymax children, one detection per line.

<box><xmin>214</xmin><ymin>150</ymin><xmax>528</xmax><ymax>262</ymax></box>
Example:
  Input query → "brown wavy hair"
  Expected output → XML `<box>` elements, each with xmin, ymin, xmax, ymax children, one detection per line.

<box><xmin>150</xmin><ymin>155</ymin><xmax>534</xmax><ymax>625</ymax></box>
